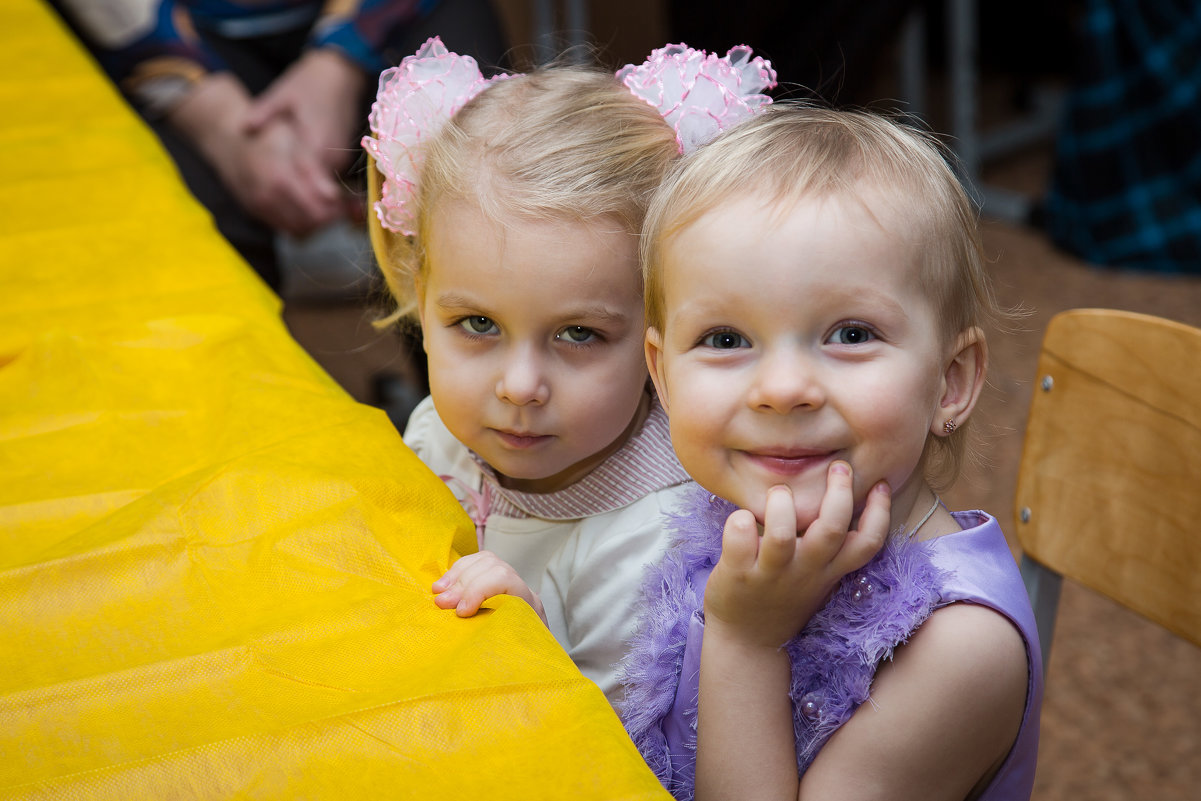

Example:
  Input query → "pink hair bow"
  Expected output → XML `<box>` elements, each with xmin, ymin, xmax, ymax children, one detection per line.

<box><xmin>363</xmin><ymin>39</ymin><xmax>777</xmax><ymax>235</ymax></box>
<box><xmin>617</xmin><ymin>43</ymin><xmax>777</xmax><ymax>154</ymax></box>
<box><xmin>361</xmin><ymin>37</ymin><xmax>506</xmax><ymax>236</ymax></box>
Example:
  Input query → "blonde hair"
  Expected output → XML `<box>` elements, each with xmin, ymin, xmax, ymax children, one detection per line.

<box><xmin>367</xmin><ymin>65</ymin><xmax>680</xmax><ymax>328</ymax></box>
<box><xmin>643</xmin><ymin>104</ymin><xmax>1003</xmax><ymax>486</ymax></box>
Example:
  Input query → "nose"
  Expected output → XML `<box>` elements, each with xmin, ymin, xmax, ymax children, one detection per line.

<box><xmin>746</xmin><ymin>345</ymin><xmax>825</xmax><ymax>413</ymax></box>
<box><xmin>495</xmin><ymin>345</ymin><xmax>550</xmax><ymax>407</ymax></box>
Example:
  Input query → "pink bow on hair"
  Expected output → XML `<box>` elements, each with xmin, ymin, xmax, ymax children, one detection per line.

<box><xmin>361</xmin><ymin>37</ymin><xmax>506</xmax><ymax>236</ymax></box>
<box><xmin>617</xmin><ymin>43</ymin><xmax>777</xmax><ymax>155</ymax></box>
<box><xmin>362</xmin><ymin>38</ymin><xmax>777</xmax><ymax>235</ymax></box>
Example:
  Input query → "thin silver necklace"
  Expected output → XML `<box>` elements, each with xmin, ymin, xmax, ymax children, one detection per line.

<box><xmin>906</xmin><ymin>494</ymin><xmax>942</xmax><ymax>540</ymax></box>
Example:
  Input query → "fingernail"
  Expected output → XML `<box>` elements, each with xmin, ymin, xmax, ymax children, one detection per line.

<box><xmin>831</xmin><ymin>461</ymin><xmax>851</xmax><ymax>476</ymax></box>
<box><xmin>874</xmin><ymin>481</ymin><xmax>891</xmax><ymax>496</ymax></box>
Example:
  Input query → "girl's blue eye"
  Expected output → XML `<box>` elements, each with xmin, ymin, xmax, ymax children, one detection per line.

<box><xmin>459</xmin><ymin>316</ymin><xmax>497</xmax><ymax>335</ymax></box>
<box><xmin>829</xmin><ymin>325</ymin><xmax>874</xmax><ymax>345</ymax></box>
<box><xmin>702</xmin><ymin>331</ymin><xmax>748</xmax><ymax>350</ymax></box>
<box><xmin>557</xmin><ymin>325</ymin><xmax>596</xmax><ymax>344</ymax></box>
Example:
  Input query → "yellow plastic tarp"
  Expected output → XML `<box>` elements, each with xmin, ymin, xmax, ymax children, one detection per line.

<box><xmin>0</xmin><ymin>3</ymin><xmax>668</xmax><ymax>798</ymax></box>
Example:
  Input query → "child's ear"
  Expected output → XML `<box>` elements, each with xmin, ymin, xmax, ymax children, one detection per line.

<box><xmin>645</xmin><ymin>326</ymin><xmax>670</xmax><ymax>414</ymax></box>
<box><xmin>933</xmin><ymin>326</ymin><xmax>988</xmax><ymax>436</ymax></box>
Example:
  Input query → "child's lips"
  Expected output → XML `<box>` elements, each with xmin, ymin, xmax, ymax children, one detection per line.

<box><xmin>492</xmin><ymin>428</ymin><xmax>554</xmax><ymax>449</ymax></box>
<box><xmin>742</xmin><ymin>448</ymin><xmax>835</xmax><ymax>476</ymax></box>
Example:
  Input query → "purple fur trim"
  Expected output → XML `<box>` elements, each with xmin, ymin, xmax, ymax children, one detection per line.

<box><xmin>786</xmin><ymin>534</ymin><xmax>946</xmax><ymax>772</ymax></box>
<box><xmin>618</xmin><ymin>484</ymin><xmax>948</xmax><ymax>797</ymax></box>
<box><xmin>618</xmin><ymin>487</ymin><xmax>731</xmax><ymax>793</ymax></box>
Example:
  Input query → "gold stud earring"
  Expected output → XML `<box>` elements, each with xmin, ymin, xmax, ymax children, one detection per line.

<box><xmin>943</xmin><ymin>418</ymin><xmax>957</xmax><ymax>435</ymax></box>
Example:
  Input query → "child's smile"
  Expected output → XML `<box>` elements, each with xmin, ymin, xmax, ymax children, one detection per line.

<box><xmin>738</xmin><ymin>447</ymin><xmax>837</xmax><ymax>477</ymax></box>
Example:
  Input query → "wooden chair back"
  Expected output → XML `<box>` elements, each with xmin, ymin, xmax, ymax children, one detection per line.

<box><xmin>1015</xmin><ymin>308</ymin><xmax>1201</xmax><ymax>668</ymax></box>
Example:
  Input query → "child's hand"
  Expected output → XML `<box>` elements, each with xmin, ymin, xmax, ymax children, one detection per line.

<box><xmin>432</xmin><ymin>551</ymin><xmax>548</xmax><ymax>625</ymax></box>
<box><xmin>704</xmin><ymin>461</ymin><xmax>891</xmax><ymax>649</ymax></box>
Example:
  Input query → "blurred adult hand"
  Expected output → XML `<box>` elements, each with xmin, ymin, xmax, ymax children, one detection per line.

<box><xmin>168</xmin><ymin>72</ymin><xmax>343</xmax><ymax>237</ymax></box>
<box><xmin>243</xmin><ymin>48</ymin><xmax>366</xmax><ymax>174</ymax></box>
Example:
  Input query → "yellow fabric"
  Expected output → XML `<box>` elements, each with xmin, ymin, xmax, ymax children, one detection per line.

<box><xmin>0</xmin><ymin>3</ymin><xmax>668</xmax><ymax>797</ymax></box>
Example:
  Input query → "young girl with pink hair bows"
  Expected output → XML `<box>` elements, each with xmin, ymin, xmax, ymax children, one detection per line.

<box><xmin>361</xmin><ymin>38</ymin><xmax>775</xmax><ymax>706</ymax></box>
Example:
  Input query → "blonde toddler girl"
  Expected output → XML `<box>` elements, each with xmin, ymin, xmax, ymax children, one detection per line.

<box><xmin>361</xmin><ymin>39</ymin><xmax>776</xmax><ymax>704</ymax></box>
<box><xmin>622</xmin><ymin>105</ymin><xmax>1043</xmax><ymax>800</ymax></box>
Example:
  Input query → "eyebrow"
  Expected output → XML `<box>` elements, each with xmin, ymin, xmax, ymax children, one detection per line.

<box><xmin>667</xmin><ymin>283</ymin><xmax>910</xmax><ymax>328</ymax></box>
<box><xmin>432</xmin><ymin>291</ymin><xmax>487</xmax><ymax>311</ymax></box>
<box><xmin>819</xmin><ymin>285</ymin><xmax>908</xmax><ymax>316</ymax></box>
<box><xmin>434</xmin><ymin>292</ymin><xmax>632</xmax><ymax>325</ymax></box>
<box><xmin>563</xmin><ymin>306</ymin><xmax>633</xmax><ymax>325</ymax></box>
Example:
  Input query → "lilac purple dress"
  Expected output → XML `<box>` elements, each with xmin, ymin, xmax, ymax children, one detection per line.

<box><xmin>619</xmin><ymin>487</ymin><xmax>1043</xmax><ymax>801</ymax></box>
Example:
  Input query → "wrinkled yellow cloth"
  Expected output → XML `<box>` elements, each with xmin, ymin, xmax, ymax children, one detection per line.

<box><xmin>0</xmin><ymin>3</ymin><xmax>667</xmax><ymax>798</ymax></box>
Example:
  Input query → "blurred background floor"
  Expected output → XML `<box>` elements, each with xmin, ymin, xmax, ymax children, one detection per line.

<box><xmin>279</xmin><ymin>8</ymin><xmax>1201</xmax><ymax>796</ymax></box>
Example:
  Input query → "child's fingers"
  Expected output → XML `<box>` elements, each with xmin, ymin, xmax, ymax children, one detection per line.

<box><xmin>442</xmin><ymin>564</ymin><xmax>498</xmax><ymax>617</ymax></box>
<box><xmin>453</xmin><ymin>585</ymin><xmax>489</xmax><ymax>617</ymax></box>
<box><xmin>720</xmin><ymin>509</ymin><xmax>761</xmax><ymax>572</ymax></box>
<box><xmin>816</xmin><ymin>461</ymin><xmax>855</xmax><ymax>531</ymax></box>
<box><xmin>802</xmin><ymin>461</ymin><xmax>855</xmax><ymax>557</ymax></box>
<box><xmin>443</xmin><ymin>556</ymin><xmax>500</xmax><ymax>602</ymax></box>
<box><xmin>857</xmin><ymin>481</ymin><xmax>892</xmax><ymax>541</ymax></box>
<box><xmin>433</xmin><ymin>557</ymin><xmax>480</xmax><ymax>609</ymax></box>
<box><xmin>757</xmin><ymin>485</ymin><xmax>799</xmax><ymax>572</ymax></box>
<box><xmin>433</xmin><ymin>586</ymin><xmax>462</xmax><ymax>610</ymax></box>
<box><xmin>432</xmin><ymin>553</ymin><xmax>492</xmax><ymax>611</ymax></box>
<box><xmin>431</xmin><ymin>550</ymin><xmax>496</xmax><ymax>592</ymax></box>
<box><xmin>838</xmin><ymin>480</ymin><xmax>891</xmax><ymax>574</ymax></box>
<box><xmin>453</xmin><ymin>568</ymin><xmax>530</xmax><ymax>617</ymax></box>
<box><xmin>431</xmin><ymin>552</ymin><xmax>474</xmax><ymax>592</ymax></box>
<box><xmin>432</xmin><ymin>552</ymin><xmax>538</xmax><ymax>618</ymax></box>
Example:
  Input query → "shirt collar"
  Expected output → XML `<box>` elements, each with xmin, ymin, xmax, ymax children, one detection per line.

<box><xmin>469</xmin><ymin>392</ymin><xmax>691</xmax><ymax>520</ymax></box>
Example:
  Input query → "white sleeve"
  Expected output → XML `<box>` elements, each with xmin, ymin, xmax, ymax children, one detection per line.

<box><xmin>542</xmin><ymin>486</ymin><xmax>690</xmax><ymax>707</ymax></box>
<box><xmin>402</xmin><ymin>395</ymin><xmax>476</xmax><ymax>478</ymax></box>
<box><xmin>401</xmin><ymin>395</ymin><xmax>438</xmax><ymax>461</ymax></box>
